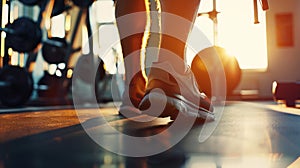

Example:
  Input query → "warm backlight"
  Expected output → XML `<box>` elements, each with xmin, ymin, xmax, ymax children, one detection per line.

<box><xmin>196</xmin><ymin>0</ymin><xmax>268</xmax><ymax>70</ymax></box>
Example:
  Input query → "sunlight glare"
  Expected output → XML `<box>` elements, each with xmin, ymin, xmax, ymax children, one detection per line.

<box><xmin>92</xmin><ymin>0</ymin><xmax>268</xmax><ymax>70</ymax></box>
<box><xmin>195</xmin><ymin>0</ymin><xmax>268</xmax><ymax>70</ymax></box>
<box><xmin>218</xmin><ymin>0</ymin><xmax>268</xmax><ymax>69</ymax></box>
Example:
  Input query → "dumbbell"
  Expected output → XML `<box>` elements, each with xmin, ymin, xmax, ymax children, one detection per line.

<box><xmin>42</xmin><ymin>37</ymin><xmax>68</xmax><ymax>64</ymax></box>
<box><xmin>19</xmin><ymin>0</ymin><xmax>95</xmax><ymax>9</ymax></box>
<box><xmin>18</xmin><ymin>0</ymin><xmax>40</xmax><ymax>6</ymax></box>
<box><xmin>71</xmin><ymin>0</ymin><xmax>95</xmax><ymax>8</ymax></box>
<box><xmin>41</xmin><ymin>37</ymin><xmax>82</xmax><ymax>64</ymax></box>
<box><xmin>37</xmin><ymin>71</ymin><xmax>68</xmax><ymax>98</ymax></box>
<box><xmin>0</xmin><ymin>66</ymin><xmax>33</xmax><ymax>107</ymax></box>
<box><xmin>19</xmin><ymin>0</ymin><xmax>69</xmax><ymax>17</ymax></box>
<box><xmin>0</xmin><ymin>17</ymin><xmax>42</xmax><ymax>53</ymax></box>
<box><xmin>273</xmin><ymin>81</ymin><xmax>300</xmax><ymax>107</ymax></box>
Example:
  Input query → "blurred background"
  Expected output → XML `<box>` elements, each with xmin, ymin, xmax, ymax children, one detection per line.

<box><xmin>0</xmin><ymin>0</ymin><xmax>299</xmax><ymax>107</ymax></box>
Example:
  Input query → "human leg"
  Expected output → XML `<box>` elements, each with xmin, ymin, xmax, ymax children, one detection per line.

<box><xmin>158</xmin><ymin>0</ymin><xmax>201</xmax><ymax>72</ymax></box>
<box><xmin>115</xmin><ymin>0</ymin><xmax>148</xmax><ymax>114</ymax></box>
<box><xmin>139</xmin><ymin>0</ymin><xmax>214</xmax><ymax>120</ymax></box>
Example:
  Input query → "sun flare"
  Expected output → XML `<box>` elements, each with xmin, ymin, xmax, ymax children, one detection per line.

<box><xmin>195</xmin><ymin>0</ymin><xmax>268</xmax><ymax>70</ymax></box>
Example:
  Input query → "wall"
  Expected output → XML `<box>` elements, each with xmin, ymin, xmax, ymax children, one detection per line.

<box><xmin>236</xmin><ymin>0</ymin><xmax>300</xmax><ymax>98</ymax></box>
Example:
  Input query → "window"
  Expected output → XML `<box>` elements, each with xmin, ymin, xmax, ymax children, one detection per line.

<box><xmin>195</xmin><ymin>0</ymin><xmax>268</xmax><ymax>70</ymax></box>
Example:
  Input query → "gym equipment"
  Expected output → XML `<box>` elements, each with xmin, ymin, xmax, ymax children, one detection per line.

<box><xmin>253</xmin><ymin>0</ymin><xmax>269</xmax><ymax>24</ymax></box>
<box><xmin>41</xmin><ymin>37</ymin><xmax>81</xmax><ymax>64</ymax></box>
<box><xmin>75</xmin><ymin>54</ymin><xmax>105</xmax><ymax>84</ymax></box>
<box><xmin>37</xmin><ymin>7</ymin><xmax>90</xmax><ymax>101</ymax></box>
<box><xmin>0</xmin><ymin>66</ymin><xmax>33</xmax><ymax>107</ymax></box>
<box><xmin>19</xmin><ymin>0</ymin><xmax>68</xmax><ymax>17</ymax></box>
<box><xmin>74</xmin><ymin>55</ymin><xmax>123</xmax><ymax>103</ymax></box>
<box><xmin>51</xmin><ymin>0</ymin><xmax>66</xmax><ymax>17</ymax></box>
<box><xmin>273</xmin><ymin>81</ymin><xmax>300</xmax><ymax>107</ymax></box>
<box><xmin>42</xmin><ymin>37</ymin><xmax>68</xmax><ymax>64</ymax></box>
<box><xmin>38</xmin><ymin>8</ymin><xmax>85</xmax><ymax>102</ymax></box>
<box><xmin>71</xmin><ymin>0</ymin><xmax>94</xmax><ymax>8</ymax></box>
<box><xmin>2</xmin><ymin>17</ymin><xmax>42</xmax><ymax>53</ymax></box>
<box><xmin>19</xmin><ymin>0</ymin><xmax>40</xmax><ymax>6</ymax></box>
<box><xmin>195</xmin><ymin>2</ymin><xmax>242</xmax><ymax>97</ymax></box>
<box><xmin>191</xmin><ymin>46</ymin><xmax>241</xmax><ymax>97</ymax></box>
<box><xmin>65</xmin><ymin>7</ymin><xmax>102</xmax><ymax>84</ymax></box>
<box><xmin>197</xmin><ymin>0</ymin><xmax>219</xmax><ymax>45</ymax></box>
<box><xmin>37</xmin><ymin>71</ymin><xmax>68</xmax><ymax>98</ymax></box>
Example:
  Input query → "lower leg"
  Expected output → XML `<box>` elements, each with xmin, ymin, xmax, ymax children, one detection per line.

<box><xmin>115</xmin><ymin>0</ymin><xmax>147</xmax><ymax>82</ymax></box>
<box><xmin>115</xmin><ymin>0</ymin><xmax>148</xmax><ymax>108</ymax></box>
<box><xmin>158</xmin><ymin>0</ymin><xmax>200</xmax><ymax>73</ymax></box>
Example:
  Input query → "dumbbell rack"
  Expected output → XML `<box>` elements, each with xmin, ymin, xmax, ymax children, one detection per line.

<box><xmin>0</xmin><ymin>0</ymin><xmax>59</xmax><ymax>107</ymax></box>
<box><xmin>36</xmin><ymin>7</ymin><xmax>90</xmax><ymax>103</ymax></box>
<box><xmin>0</xmin><ymin>0</ymin><xmax>10</xmax><ymax>66</ymax></box>
<box><xmin>0</xmin><ymin>0</ymin><xmax>35</xmax><ymax>107</ymax></box>
<box><xmin>0</xmin><ymin>0</ymin><xmax>98</xmax><ymax>107</ymax></box>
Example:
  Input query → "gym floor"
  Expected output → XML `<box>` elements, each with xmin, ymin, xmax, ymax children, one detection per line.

<box><xmin>0</xmin><ymin>101</ymin><xmax>300</xmax><ymax>168</ymax></box>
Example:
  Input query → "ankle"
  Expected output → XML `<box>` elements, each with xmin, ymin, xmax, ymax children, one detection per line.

<box><xmin>125</xmin><ymin>71</ymin><xmax>146</xmax><ymax>85</ymax></box>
